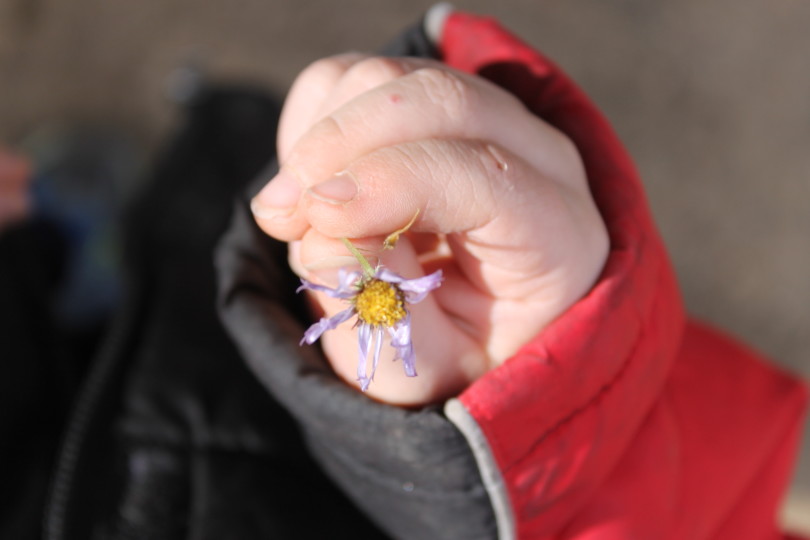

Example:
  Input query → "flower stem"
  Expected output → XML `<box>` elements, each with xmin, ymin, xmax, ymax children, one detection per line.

<box><xmin>341</xmin><ymin>237</ymin><xmax>375</xmax><ymax>278</ymax></box>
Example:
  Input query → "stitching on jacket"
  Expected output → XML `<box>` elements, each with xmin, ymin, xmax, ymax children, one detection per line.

<box><xmin>306</xmin><ymin>434</ymin><xmax>491</xmax><ymax>502</ymax></box>
<box><xmin>118</xmin><ymin>426</ymin><xmax>287</xmax><ymax>457</ymax></box>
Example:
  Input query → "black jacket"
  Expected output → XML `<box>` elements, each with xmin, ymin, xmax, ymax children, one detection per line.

<box><xmin>0</xmin><ymin>17</ymin><xmax>496</xmax><ymax>540</ymax></box>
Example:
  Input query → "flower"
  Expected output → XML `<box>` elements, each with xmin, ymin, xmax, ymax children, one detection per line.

<box><xmin>298</xmin><ymin>267</ymin><xmax>443</xmax><ymax>391</ymax></box>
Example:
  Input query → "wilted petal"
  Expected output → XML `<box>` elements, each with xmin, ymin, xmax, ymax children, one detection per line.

<box><xmin>298</xmin><ymin>263</ymin><xmax>440</xmax><ymax>391</ymax></box>
<box><xmin>369</xmin><ymin>327</ymin><xmax>384</xmax><ymax>384</ymax></box>
<box><xmin>385</xmin><ymin>269</ymin><xmax>443</xmax><ymax>304</ymax></box>
<box><xmin>389</xmin><ymin>315</ymin><xmax>417</xmax><ymax>377</ymax></box>
<box><xmin>297</xmin><ymin>269</ymin><xmax>360</xmax><ymax>299</ymax></box>
<box><xmin>375</xmin><ymin>268</ymin><xmax>405</xmax><ymax>284</ymax></box>
<box><xmin>357</xmin><ymin>323</ymin><xmax>373</xmax><ymax>391</ymax></box>
<box><xmin>300</xmin><ymin>307</ymin><xmax>356</xmax><ymax>345</ymax></box>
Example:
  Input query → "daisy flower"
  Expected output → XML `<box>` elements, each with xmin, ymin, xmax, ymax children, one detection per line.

<box><xmin>298</xmin><ymin>265</ymin><xmax>443</xmax><ymax>391</ymax></box>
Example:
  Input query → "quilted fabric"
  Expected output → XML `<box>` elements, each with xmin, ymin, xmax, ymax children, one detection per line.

<box><xmin>441</xmin><ymin>12</ymin><xmax>807</xmax><ymax>540</ymax></box>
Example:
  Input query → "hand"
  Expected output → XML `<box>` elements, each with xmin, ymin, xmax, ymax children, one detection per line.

<box><xmin>251</xmin><ymin>56</ymin><xmax>609</xmax><ymax>405</ymax></box>
<box><xmin>0</xmin><ymin>146</ymin><xmax>32</xmax><ymax>233</ymax></box>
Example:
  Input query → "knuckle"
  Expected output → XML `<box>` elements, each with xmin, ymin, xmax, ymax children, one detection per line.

<box><xmin>296</xmin><ymin>54</ymin><xmax>363</xmax><ymax>90</ymax></box>
<box><xmin>320</xmin><ymin>114</ymin><xmax>348</xmax><ymax>143</ymax></box>
<box><xmin>410</xmin><ymin>67</ymin><xmax>474</xmax><ymax>121</ymax></box>
<box><xmin>289</xmin><ymin>114</ymin><xmax>347</xmax><ymax>165</ymax></box>
<box><xmin>342</xmin><ymin>57</ymin><xmax>411</xmax><ymax>89</ymax></box>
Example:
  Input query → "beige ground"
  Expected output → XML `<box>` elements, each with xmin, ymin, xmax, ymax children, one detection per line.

<box><xmin>1</xmin><ymin>0</ymin><xmax>808</xmax><ymax>534</ymax></box>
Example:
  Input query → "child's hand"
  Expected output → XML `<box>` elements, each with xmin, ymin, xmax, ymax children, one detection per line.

<box><xmin>0</xmin><ymin>146</ymin><xmax>32</xmax><ymax>233</ymax></box>
<box><xmin>252</xmin><ymin>56</ymin><xmax>609</xmax><ymax>405</ymax></box>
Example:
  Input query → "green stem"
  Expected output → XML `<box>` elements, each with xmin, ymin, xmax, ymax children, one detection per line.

<box><xmin>341</xmin><ymin>237</ymin><xmax>375</xmax><ymax>278</ymax></box>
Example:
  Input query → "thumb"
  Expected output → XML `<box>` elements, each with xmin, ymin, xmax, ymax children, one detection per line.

<box><xmin>299</xmin><ymin>137</ymin><xmax>595</xmax><ymax>302</ymax></box>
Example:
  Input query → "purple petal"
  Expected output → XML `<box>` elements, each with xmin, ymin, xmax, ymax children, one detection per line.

<box><xmin>395</xmin><ymin>270</ymin><xmax>443</xmax><ymax>304</ymax></box>
<box><xmin>375</xmin><ymin>268</ymin><xmax>406</xmax><ymax>284</ymax></box>
<box><xmin>389</xmin><ymin>314</ymin><xmax>417</xmax><ymax>377</ymax></box>
<box><xmin>369</xmin><ymin>327</ymin><xmax>384</xmax><ymax>384</ymax></box>
<box><xmin>300</xmin><ymin>307</ymin><xmax>355</xmax><ymax>345</ymax></box>
<box><xmin>357</xmin><ymin>323</ymin><xmax>373</xmax><ymax>391</ymax></box>
<box><xmin>296</xmin><ymin>269</ymin><xmax>361</xmax><ymax>299</ymax></box>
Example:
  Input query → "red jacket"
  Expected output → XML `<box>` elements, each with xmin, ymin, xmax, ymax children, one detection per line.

<box><xmin>439</xmin><ymin>11</ymin><xmax>808</xmax><ymax>540</ymax></box>
<box><xmin>40</xmin><ymin>7</ymin><xmax>807</xmax><ymax>540</ymax></box>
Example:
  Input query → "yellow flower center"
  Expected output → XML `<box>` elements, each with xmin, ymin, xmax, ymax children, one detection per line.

<box><xmin>354</xmin><ymin>279</ymin><xmax>407</xmax><ymax>326</ymax></box>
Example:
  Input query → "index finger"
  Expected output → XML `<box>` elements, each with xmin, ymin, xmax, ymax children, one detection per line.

<box><xmin>253</xmin><ymin>63</ymin><xmax>579</xmax><ymax>241</ymax></box>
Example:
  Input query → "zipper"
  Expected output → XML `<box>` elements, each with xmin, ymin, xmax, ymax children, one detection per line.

<box><xmin>43</xmin><ymin>278</ymin><xmax>146</xmax><ymax>540</ymax></box>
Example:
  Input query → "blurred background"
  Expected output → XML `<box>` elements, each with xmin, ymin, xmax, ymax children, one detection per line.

<box><xmin>1</xmin><ymin>0</ymin><xmax>808</xmax><ymax>533</ymax></box>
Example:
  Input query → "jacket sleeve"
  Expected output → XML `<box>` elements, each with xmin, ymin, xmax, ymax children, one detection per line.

<box><xmin>217</xmin><ymin>200</ymin><xmax>498</xmax><ymax>539</ymax></box>
<box><xmin>217</xmin><ymin>6</ymin><xmax>807</xmax><ymax>540</ymax></box>
<box><xmin>215</xmin><ymin>12</ymin><xmax>500</xmax><ymax>540</ymax></box>
<box><xmin>436</xmin><ymin>10</ymin><xmax>807</xmax><ymax>540</ymax></box>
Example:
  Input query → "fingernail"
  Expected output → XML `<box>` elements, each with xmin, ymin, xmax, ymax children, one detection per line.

<box><xmin>251</xmin><ymin>168</ymin><xmax>302</xmax><ymax>219</ymax></box>
<box><xmin>307</xmin><ymin>171</ymin><xmax>359</xmax><ymax>205</ymax></box>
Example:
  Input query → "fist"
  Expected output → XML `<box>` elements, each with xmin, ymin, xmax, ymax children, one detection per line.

<box><xmin>252</xmin><ymin>56</ymin><xmax>608</xmax><ymax>405</ymax></box>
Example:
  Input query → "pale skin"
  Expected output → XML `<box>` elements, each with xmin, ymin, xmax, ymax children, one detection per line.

<box><xmin>252</xmin><ymin>55</ymin><xmax>609</xmax><ymax>406</ymax></box>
